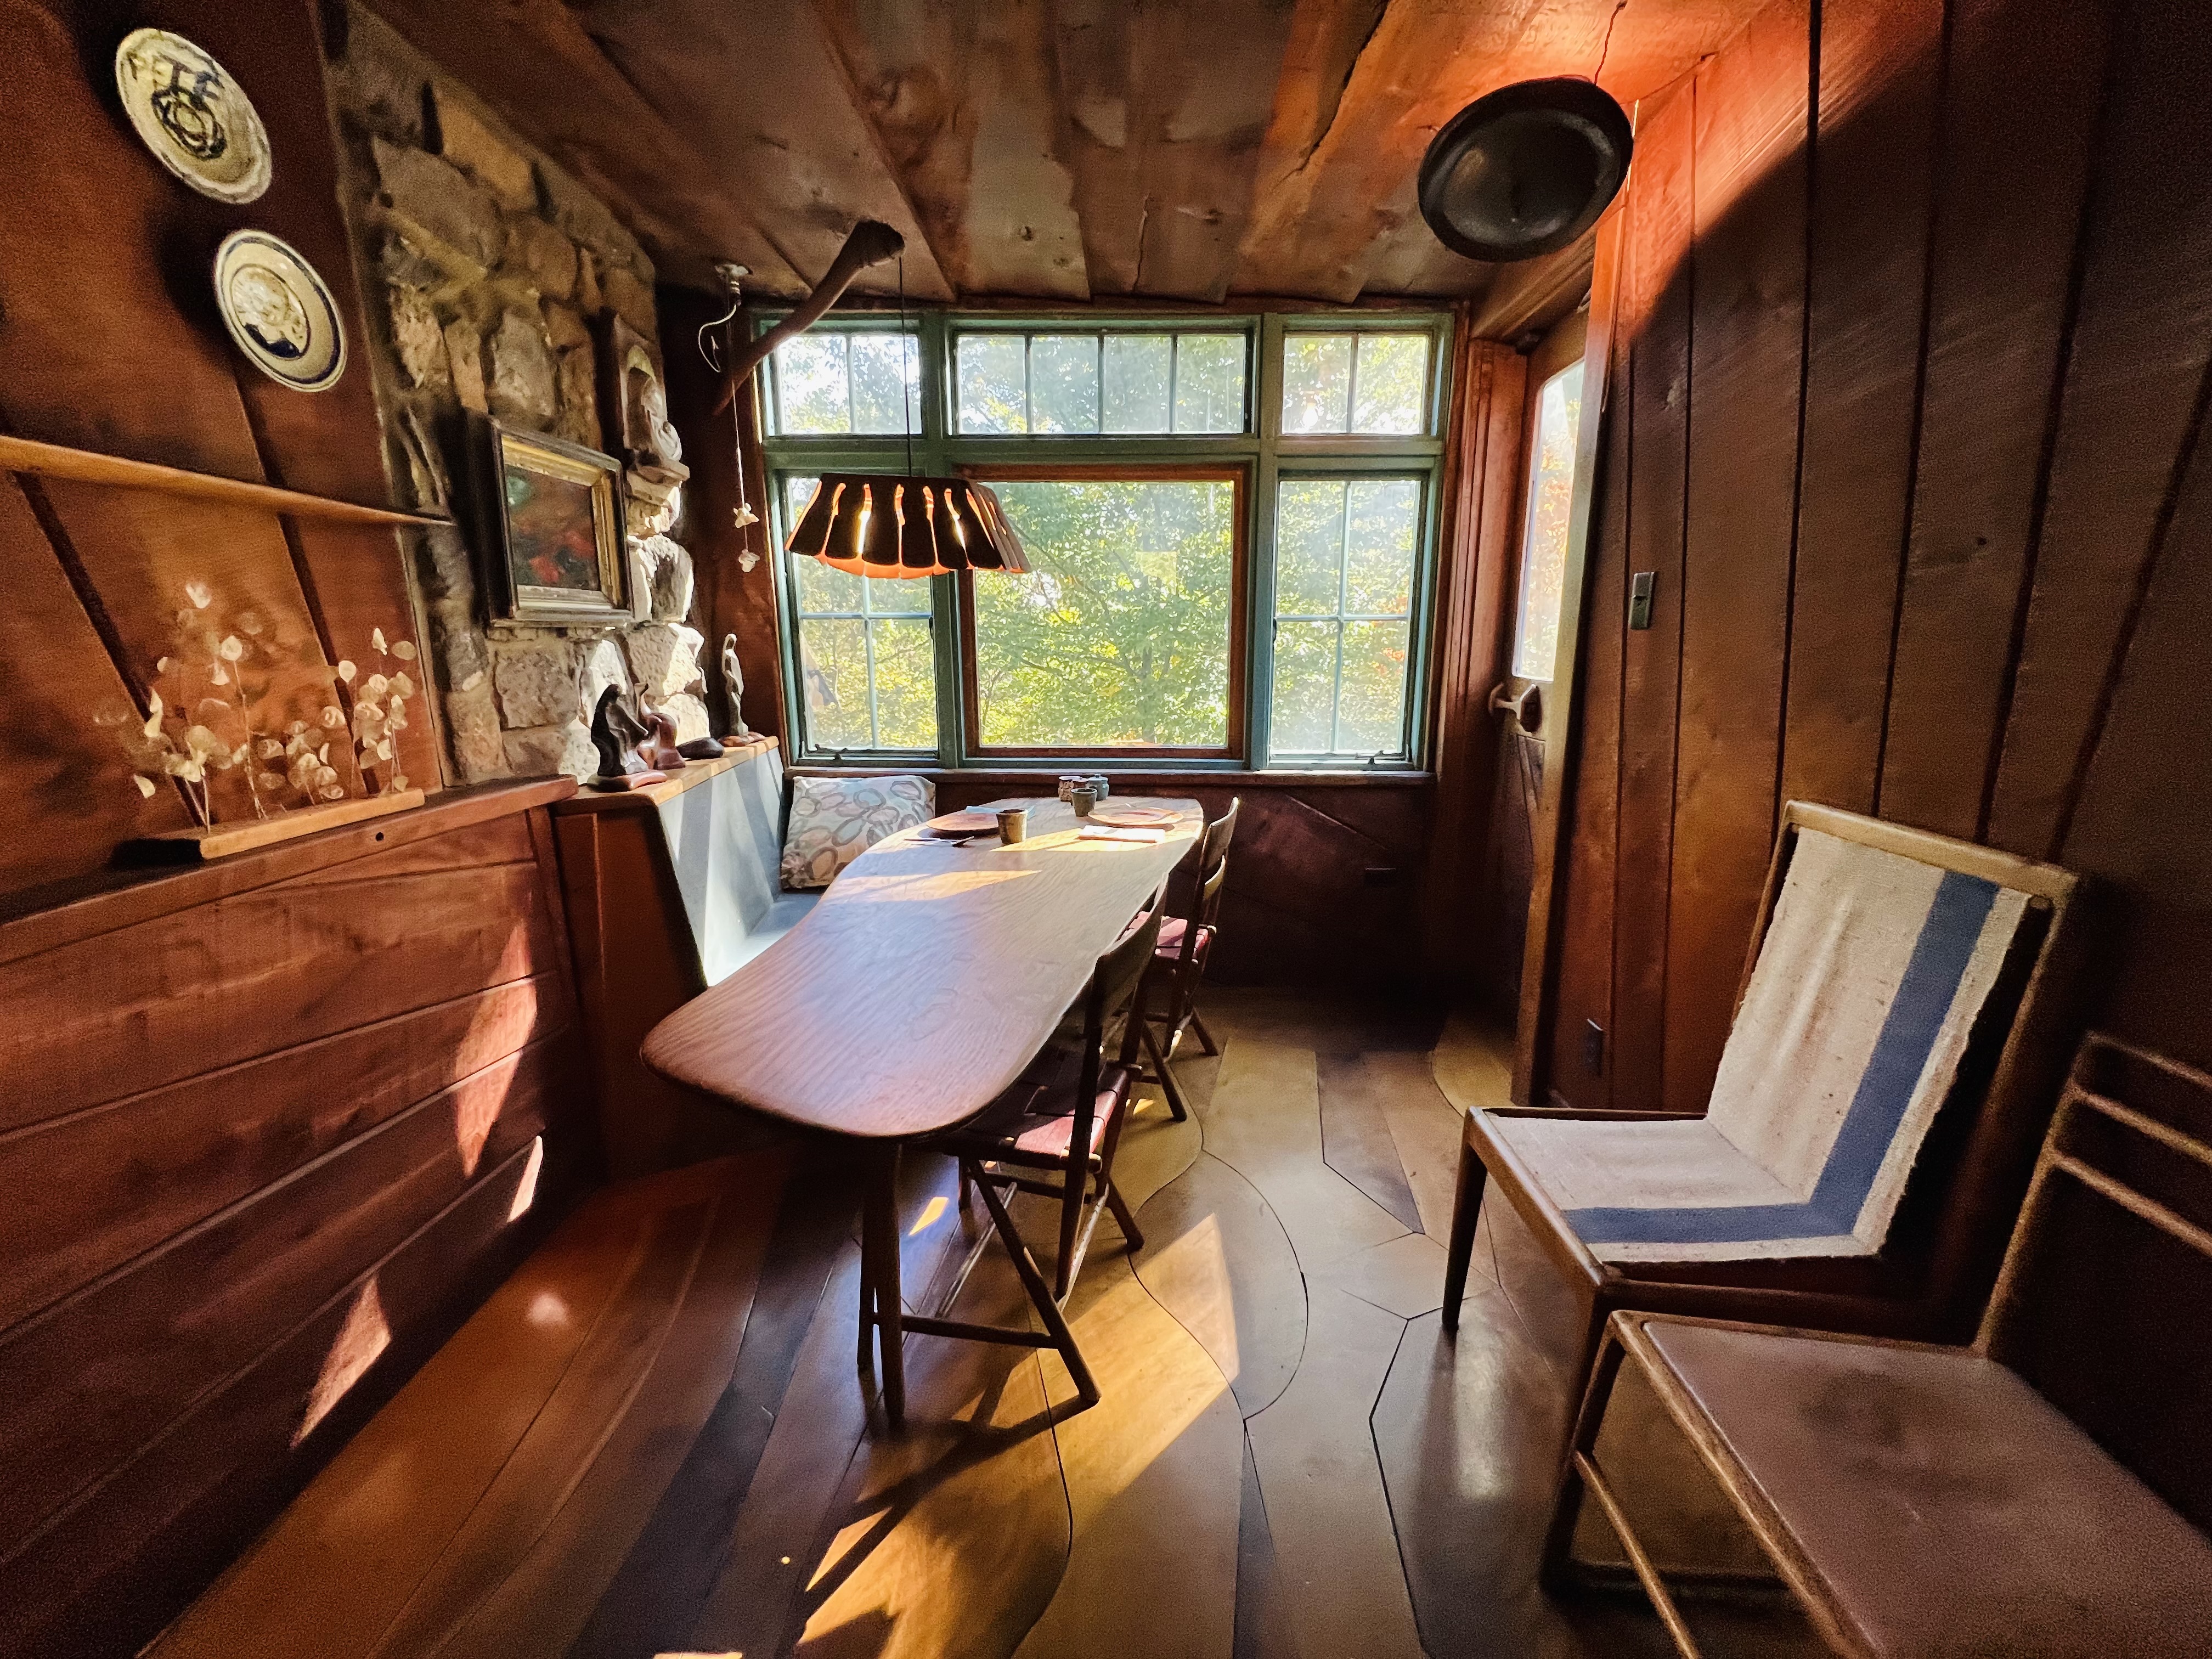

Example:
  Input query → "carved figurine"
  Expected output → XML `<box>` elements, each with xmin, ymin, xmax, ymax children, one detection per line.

<box><xmin>587</xmin><ymin>684</ymin><xmax>664</xmax><ymax>791</ymax></box>
<box><xmin>635</xmin><ymin>696</ymin><xmax>688</xmax><ymax>772</ymax></box>
<box><xmin>720</xmin><ymin>632</ymin><xmax>751</xmax><ymax>745</ymax></box>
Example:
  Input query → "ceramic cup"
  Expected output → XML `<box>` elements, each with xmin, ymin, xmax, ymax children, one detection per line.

<box><xmin>996</xmin><ymin>806</ymin><xmax>1030</xmax><ymax>845</ymax></box>
<box><xmin>1069</xmin><ymin>783</ymin><xmax>1101</xmax><ymax>818</ymax></box>
<box><xmin>1057</xmin><ymin>775</ymin><xmax>1088</xmax><ymax>802</ymax></box>
<box><xmin>1084</xmin><ymin>773</ymin><xmax>1111</xmax><ymax>801</ymax></box>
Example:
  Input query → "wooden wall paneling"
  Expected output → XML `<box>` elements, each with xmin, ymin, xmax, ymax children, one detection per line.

<box><xmin>811</xmin><ymin>0</ymin><xmax>1089</xmax><ymax>300</ymax></box>
<box><xmin>1421</xmin><ymin>329</ymin><xmax>1527</xmax><ymax>978</ymax></box>
<box><xmin>0</xmin><ymin>1133</ymin><xmax>557</xmax><ymax>1659</ymax></box>
<box><xmin>0</xmin><ymin>477</ymin><xmax>191</xmax><ymax>892</ymax></box>
<box><xmin>1469</xmin><ymin>235</ymin><xmax>1596</xmax><ymax>345</ymax></box>
<box><xmin>1545</xmin><ymin>262</ymin><xmax>1632</xmax><ymax>1106</ymax></box>
<box><xmin>0</xmin><ymin>812</ymin><xmax>555</xmax><ymax>1130</ymax></box>
<box><xmin>1605</xmin><ymin>83</ymin><xmax>1696</xmax><ymax>1113</ymax></box>
<box><xmin>1778</xmin><ymin>0</ymin><xmax>1945</xmax><ymax>817</ymax></box>
<box><xmin>1875</xmin><ymin>0</ymin><xmax>2118</xmax><ymax>838</ymax></box>
<box><xmin>1662</xmin><ymin>0</ymin><xmax>1813</xmax><ymax>1111</ymax></box>
<box><xmin>1984</xmin><ymin>0</ymin><xmax>2212</xmax><ymax>860</ymax></box>
<box><xmin>662</xmin><ymin>289</ymin><xmax>790</xmax><ymax>751</ymax></box>
<box><xmin>0</xmin><ymin>973</ymin><xmax>562</xmax><ymax>1333</ymax></box>
<box><xmin>0</xmin><ymin>1036</ymin><xmax>565</xmax><ymax>1564</ymax></box>
<box><xmin>2061</xmin><ymin>419</ymin><xmax>2212</xmax><ymax>1076</ymax></box>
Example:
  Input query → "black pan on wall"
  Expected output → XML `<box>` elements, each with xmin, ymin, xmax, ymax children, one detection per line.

<box><xmin>1417</xmin><ymin>77</ymin><xmax>1634</xmax><ymax>262</ymax></box>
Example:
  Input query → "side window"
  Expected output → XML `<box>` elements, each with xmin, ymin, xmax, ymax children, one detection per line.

<box><xmin>1269</xmin><ymin>477</ymin><xmax>1424</xmax><ymax>758</ymax></box>
<box><xmin>777</xmin><ymin>476</ymin><xmax>936</xmax><ymax>752</ymax></box>
<box><xmin>1511</xmin><ymin>361</ymin><xmax>1584</xmax><ymax>682</ymax></box>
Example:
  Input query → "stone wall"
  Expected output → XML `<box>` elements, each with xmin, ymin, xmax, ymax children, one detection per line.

<box><xmin>325</xmin><ymin>5</ymin><xmax>710</xmax><ymax>783</ymax></box>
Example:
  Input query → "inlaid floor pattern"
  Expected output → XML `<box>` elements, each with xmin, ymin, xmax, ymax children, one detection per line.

<box><xmin>584</xmin><ymin>992</ymin><xmax>1824</xmax><ymax>1658</ymax></box>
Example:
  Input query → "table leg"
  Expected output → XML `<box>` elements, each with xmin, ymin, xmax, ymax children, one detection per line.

<box><xmin>861</xmin><ymin>1143</ymin><xmax>907</xmax><ymax>1430</ymax></box>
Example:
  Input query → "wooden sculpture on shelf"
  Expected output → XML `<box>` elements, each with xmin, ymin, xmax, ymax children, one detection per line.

<box><xmin>635</xmin><ymin>697</ymin><xmax>689</xmax><ymax>772</ymax></box>
<box><xmin>588</xmin><ymin>684</ymin><xmax>664</xmax><ymax>791</ymax></box>
<box><xmin>720</xmin><ymin>632</ymin><xmax>751</xmax><ymax>745</ymax></box>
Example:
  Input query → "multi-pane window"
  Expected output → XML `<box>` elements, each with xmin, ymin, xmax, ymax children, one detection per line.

<box><xmin>770</xmin><ymin>330</ymin><xmax>920</xmax><ymax>436</ymax></box>
<box><xmin>758</xmin><ymin>313</ymin><xmax>1449</xmax><ymax>766</ymax></box>
<box><xmin>1271</xmin><ymin>478</ymin><xmax>1423</xmax><ymax>757</ymax></box>
<box><xmin>967</xmin><ymin>477</ymin><xmax>1239</xmax><ymax>752</ymax></box>
<box><xmin>1512</xmin><ymin>361</ymin><xmax>1584</xmax><ymax>681</ymax></box>
<box><xmin>779</xmin><ymin>476</ymin><xmax>936</xmax><ymax>751</ymax></box>
<box><xmin>1280</xmin><ymin>332</ymin><xmax>1431</xmax><ymax>435</ymax></box>
<box><xmin>955</xmin><ymin>330</ymin><xmax>1248</xmax><ymax>436</ymax></box>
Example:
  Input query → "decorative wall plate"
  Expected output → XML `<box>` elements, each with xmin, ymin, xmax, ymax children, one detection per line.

<box><xmin>213</xmin><ymin>232</ymin><xmax>347</xmax><ymax>392</ymax></box>
<box><xmin>114</xmin><ymin>28</ymin><xmax>272</xmax><ymax>204</ymax></box>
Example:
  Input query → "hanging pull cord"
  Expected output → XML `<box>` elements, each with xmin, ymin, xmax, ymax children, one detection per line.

<box><xmin>698</xmin><ymin>261</ymin><xmax>749</xmax><ymax>374</ymax></box>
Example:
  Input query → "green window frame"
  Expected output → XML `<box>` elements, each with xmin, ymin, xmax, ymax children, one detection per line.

<box><xmin>758</xmin><ymin>310</ymin><xmax>1454</xmax><ymax>771</ymax></box>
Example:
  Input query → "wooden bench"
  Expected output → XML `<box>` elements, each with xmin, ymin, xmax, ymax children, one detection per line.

<box><xmin>1549</xmin><ymin>1034</ymin><xmax>2212</xmax><ymax>1656</ymax></box>
<box><xmin>146</xmin><ymin>1152</ymin><xmax>788</xmax><ymax>1659</ymax></box>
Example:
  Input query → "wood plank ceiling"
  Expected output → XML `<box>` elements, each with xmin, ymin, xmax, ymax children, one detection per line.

<box><xmin>359</xmin><ymin>0</ymin><xmax>1768</xmax><ymax>306</ymax></box>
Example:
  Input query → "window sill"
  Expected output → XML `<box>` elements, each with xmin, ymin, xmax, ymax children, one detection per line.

<box><xmin>787</xmin><ymin>762</ymin><xmax>1434</xmax><ymax>789</ymax></box>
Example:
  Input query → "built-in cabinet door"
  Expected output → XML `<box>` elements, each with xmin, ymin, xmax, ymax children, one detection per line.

<box><xmin>1481</xmin><ymin>313</ymin><xmax>1588</xmax><ymax>1009</ymax></box>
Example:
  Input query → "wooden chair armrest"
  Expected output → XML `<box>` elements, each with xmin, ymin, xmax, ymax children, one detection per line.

<box><xmin>1475</xmin><ymin>1105</ymin><xmax>1706</xmax><ymax>1121</ymax></box>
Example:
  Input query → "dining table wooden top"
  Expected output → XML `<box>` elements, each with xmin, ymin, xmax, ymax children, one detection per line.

<box><xmin>640</xmin><ymin>795</ymin><xmax>1203</xmax><ymax>1141</ymax></box>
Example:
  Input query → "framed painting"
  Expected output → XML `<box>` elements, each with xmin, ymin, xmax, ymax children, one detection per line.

<box><xmin>477</xmin><ymin>420</ymin><xmax>634</xmax><ymax>625</ymax></box>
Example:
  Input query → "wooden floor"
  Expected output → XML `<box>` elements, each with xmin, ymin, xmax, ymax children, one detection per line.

<box><xmin>471</xmin><ymin>989</ymin><xmax>1813</xmax><ymax>1659</ymax></box>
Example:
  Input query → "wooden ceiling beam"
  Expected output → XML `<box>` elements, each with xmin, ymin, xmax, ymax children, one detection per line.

<box><xmin>812</xmin><ymin>0</ymin><xmax>1089</xmax><ymax>300</ymax></box>
<box><xmin>1234</xmin><ymin>0</ymin><xmax>1765</xmax><ymax>302</ymax></box>
<box><xmin>358</xmin><ymin>0</ymin><xmax>803</xmax><ymax>290</ymax></box>
<box><xmin>1051</xmin><ymin>0</ymin><xmax>1304</xmax><ymax>301</ymax></box>
<box><xmin>571</xmin><ymin>0</ymin><xmax>954</xmax><ymax>301</ymax></box>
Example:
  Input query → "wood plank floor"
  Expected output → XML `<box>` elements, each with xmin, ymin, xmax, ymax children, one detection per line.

<box><xmin>334</xmin><ymin>992</ymin><xmax>1830</xmax><ymax>1657</ymax></box>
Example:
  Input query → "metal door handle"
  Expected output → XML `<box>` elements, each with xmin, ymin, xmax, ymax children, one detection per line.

<box><xmin>1488</xmin><ymin>681</ymin><xmax>1543</xmax><ymax>733</ymax></box>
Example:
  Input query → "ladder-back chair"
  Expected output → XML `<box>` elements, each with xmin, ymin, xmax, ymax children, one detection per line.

<box><xmin>1124</xmin><ymin>797</ymin><xmax>1239</xmax><ymax>1120</ymax></box>
<box><xmin>870</xmin><ymin>900</ymin><xmax>1164</xmax><ymax>1418</ymax></box>
<box><xmin>1547</xmin><ymin>1034</ymin><xmax>2212</xmax><ymax>1657</ymax></box>
<box><xmin>1443</xmin><ymin>803</ymin><xmax>2086</xmax><ymax>1390</ymax></box>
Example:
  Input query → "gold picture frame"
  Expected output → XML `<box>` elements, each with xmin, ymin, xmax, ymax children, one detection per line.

<box><xmin>477</xmin><ymin>419</ymin><xmax>634</xmax><ymax>626</ymax></box>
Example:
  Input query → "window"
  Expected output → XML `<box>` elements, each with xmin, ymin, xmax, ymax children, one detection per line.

<box><xmin>1512</xmin><ymin>360</ymin><xmax>1584</xmax><ymax>681</ymax></box>
<box><xmin>770</xmin><ymin>330</ymin><xmax>920</xmax><ymax>436</ymax></box>
<box><xmin>758</xmin><ymin>312</ymin><xmax>1449</xmax><ymax>766</ymax></box>
<box><xmin>964</xmin><ymin>475</ymin><xmax>1240</xmax><ymax>752</ymax></box>
<box><xmin>1280</xmin><ymin>332</ymin><xmax>1431</xmax><ymax>435</ymax></box>
<box><xmin>778</xmin><ymin>476</ymin><xmax>936</xmax><ymax>751</ymax></box>
<box><xmin>954</xmin><ymin>329</ymin><xmax>1249</xmax><ymax>436</ymax></box>
<box><xmin>1270</xmin><ymin>478</ymin><xmax>1423</xmax><ymax>757</ymax></box>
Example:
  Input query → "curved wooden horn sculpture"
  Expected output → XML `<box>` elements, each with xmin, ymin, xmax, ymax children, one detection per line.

<box><xmin>711</xmin><ymin>219</ymin><xmax>907</xmax><ymax>416</ymax></box>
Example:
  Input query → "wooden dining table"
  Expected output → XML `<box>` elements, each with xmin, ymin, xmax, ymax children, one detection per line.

<box><xmin>641</xmin><ymin>794</ymin><xmax>1203</xmax><ymax>1423</ymax></box>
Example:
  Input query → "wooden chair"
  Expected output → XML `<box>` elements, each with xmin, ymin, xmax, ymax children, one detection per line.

<box><xmin>1442</xmin><ymin>803</ymin><xmax>2086</xmax><ymax>1390</ymax></box>
<box><xmin>865</xmin><ymin>901</ymin><xmax>1164</xmax><ymax>1415</ymax></box>
<box><xmin>1544</xmin><ymin>1034</ymin><xmax>2212</xmax><ymax>1657</ymax></box>
<box><xmin>1122</xmin><ymin>797</ymin><xmax>1239</xmax><ymax>1121</ymax></box>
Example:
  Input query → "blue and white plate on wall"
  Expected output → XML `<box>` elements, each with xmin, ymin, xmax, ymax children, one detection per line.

<box><xmin>213</xmin><ymin>231</ymin><xmax>347</xmax><ymax>392</ymax></box>
<box><xmin>114</xmin><ymin>28</ymin><xmax>272</xmax><ymax>205</ymax></box>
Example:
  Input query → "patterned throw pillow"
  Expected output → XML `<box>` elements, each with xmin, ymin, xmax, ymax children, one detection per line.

<box><xmin>780</xmin><ymin>774</ymin><xmax>935</xmax><ymax>891</ymax></box>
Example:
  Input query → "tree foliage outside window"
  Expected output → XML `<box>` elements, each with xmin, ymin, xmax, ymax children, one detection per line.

<box><xmin>1512</xmin><ymin>361</ymin><xmax>1584</xmax><ymax>681</ymax></box>
<box><xmin>781</xmin><ymin>475</ymin><xmax>935</xmax><ymax>751</ymax></box>
<box><xmin>1271</xmin><ymin>477</ymin><xmax>1422</xmax><ymax>757</ymax></box>
<box><xmin>1280</xmin><ymin>332</ymin><xmax>1431</xmax><ymax>435</ymax></box>
<box><xmin>955</xmin><ymin>331</ymin><xmax>1248</xmax><ymax>436</ymax></box>
<box><xmin>971</xmin><ymin>479</ymin><xmax>1237</xmax><ymax>748</ymax></box>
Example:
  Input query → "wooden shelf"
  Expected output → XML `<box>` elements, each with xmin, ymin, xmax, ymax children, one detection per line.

<box><xmin>0</xmin><ymin>433</ymin><xmax>450</xmax><ymax>530</ymax></box>
<box><xmin>553</xmin><ymin>737</ymin><xmax>780</xmax><ymax>815</ymax></box>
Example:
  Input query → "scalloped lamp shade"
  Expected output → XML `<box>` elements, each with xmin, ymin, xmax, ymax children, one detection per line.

<box><xmin>786</xmin><ymin>474</ymin><xmax>1030</xmax><ymax>579</ymax></box>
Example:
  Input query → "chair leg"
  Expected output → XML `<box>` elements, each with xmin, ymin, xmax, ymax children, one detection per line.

<box><xmin>1190</xmin><ymin>1010</ymin><xmax>1218</xmax><ymax>1057</ymax></box>
<box><xmin>860</xmin><ymin>1146</ymin><xmax>906</xmax><ymax>1431</ymax></box>
<box><xmin>1541</xmin><ymin>1317</ymin><xmax>1632</xmax><ymax>1592</ymax></box>
<box><xmin>1054</xmin><ymin>1150</ymin><xmax>1086</xmax><ymax>1301</ymax></box>
<box><xmin>972</xmin><ymin>1160</ymin><xmax>1100</xmax><ymax>1407</ymax></box>
<box><xmin>1105</xmin><ymin>1181</ymin><xmax>1145</xmax><ymax>1251</ymax></box>
<box><xmin>1441</xmin><ymin>1138</ymin><xmax>1488</xmax><ymax>1335</ymax></box>
<box><xmin>1144</xmin><ymin>1023</ymin><xmax>1189</xmax><ymax>1122</ymax></box>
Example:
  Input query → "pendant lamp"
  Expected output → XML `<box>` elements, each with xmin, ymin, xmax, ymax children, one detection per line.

<box><xmin>786</xmin><ymin>473</ymin><xmax>1029</xmax><ymax>578</ymax></box>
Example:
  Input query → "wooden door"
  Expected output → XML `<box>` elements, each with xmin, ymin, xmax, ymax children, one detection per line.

<box><xmin>1480</xmin><ymin>313</ymin><xmax>1589</xmax><ymax>1009</ymax></box>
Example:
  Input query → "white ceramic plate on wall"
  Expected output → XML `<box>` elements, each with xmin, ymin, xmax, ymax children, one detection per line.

<box><xmin>114</xmin><ymin>28</ymin><xmax>272</xmax><ymax>205</ymax></box>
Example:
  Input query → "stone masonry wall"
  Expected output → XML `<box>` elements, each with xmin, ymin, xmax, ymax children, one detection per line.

<box><xmin>324</xmin><ymin>5</ymin><xmax>709</xmax><ymax>783</ymax></box>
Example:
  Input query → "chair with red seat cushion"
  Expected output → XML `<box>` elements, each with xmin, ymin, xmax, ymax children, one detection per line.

<box><xmin>1124</xmin><ymin>798</ymin><xmax>1238</xmax><ymax>1120</ymax></box>
<box><xmin>896</xmin><ymin>900</ymin><xmax>1164</xmax><ymax>1408</ymax></box>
